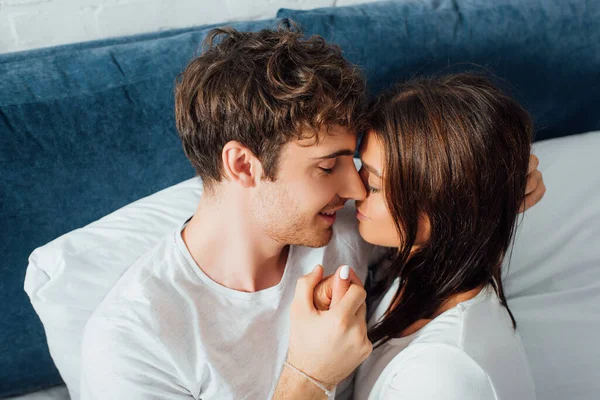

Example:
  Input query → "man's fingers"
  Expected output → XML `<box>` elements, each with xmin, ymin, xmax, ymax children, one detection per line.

<box><xmin>313</xmin><ymin>274</ymin><xmax>334</xmax><ymax>311</ymax></box>
<box><xmin>335</xmin><ymin>284</ymin><xmax>367</xmax><ymax>316</ymax></box>
<box><xmin>295</xmin><ymin>265</ymin><xmax>324</xmax><ymax>311</ymax></box>
<box><xmin>528</xmin><ymin>154</ymin><xmax>540</xmax><ymax>174</ymax></box>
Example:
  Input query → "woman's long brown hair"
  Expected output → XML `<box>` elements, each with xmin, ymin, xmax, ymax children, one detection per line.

<box><xmin>367</xmin><ymin>73</ymin><xmax>533</xmax><ymax>347</ymax></box>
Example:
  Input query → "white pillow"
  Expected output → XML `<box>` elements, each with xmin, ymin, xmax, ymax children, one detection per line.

<box><xmin>24</xmin><ymin>177</ymin><xmax>203</xmax><ymax>400</ymax></box>
<box><xmin>25</xmin><ymin>132</ymin><xmax>600</xmax><ymax>400</ymax></box>
<box><xmin>502</xmin><ymin>130</ymin><xmax>600</xmax><ymax>400</ymax></box>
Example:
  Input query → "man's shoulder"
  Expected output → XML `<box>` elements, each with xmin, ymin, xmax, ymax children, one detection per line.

<box><xmin>80</xmin><ymin>256</ymin><xmax>199</xmax><ymax>399</ymax></box>
<box><xmin>86</xmin><ymin>231</ymin><xmax>202</xmax><ymax>339</ymax></box>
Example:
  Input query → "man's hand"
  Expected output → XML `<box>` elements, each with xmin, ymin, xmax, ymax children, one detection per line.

<box><xmin>521</xmin><ymin>154</ymin><xmax>546</xmax><ymax>212</ymax></box>
<box><xmin>286</xmin><ymin>265</ymin><xmax>372</xmax><ymax>389</ymax></box>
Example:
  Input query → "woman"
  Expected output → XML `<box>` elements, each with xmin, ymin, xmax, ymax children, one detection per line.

<box><xmin>352</xmin><ymin>73</ymin><xmax>537</xmax><ymax>399</ymax></box>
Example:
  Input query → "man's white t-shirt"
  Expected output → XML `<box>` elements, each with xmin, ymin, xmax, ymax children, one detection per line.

<box><xmin>80</xmin><ymin>205</ymin><xmax>374</xmax><ymax>400</ymax></box>
<box><xmin>354</xmin><ymin>282</ymin><xmax>536</xmax><ymax>400</ymax></box>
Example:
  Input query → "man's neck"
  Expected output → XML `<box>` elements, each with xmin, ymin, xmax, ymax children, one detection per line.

<box><xmin>181</xmin><ymin>196</ymin><xmax>289</xmax><ymax>293</ymax></box>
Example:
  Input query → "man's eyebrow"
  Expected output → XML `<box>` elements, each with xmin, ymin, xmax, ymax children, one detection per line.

<box><xmin>360</xmin><ymin>160</ymin><xmax>382</xmax><ymax>178</ymax></box>
<box><xmin>313</xmin><ymin>149</ymin><xmax>356</xmax><ymax>160</ymax></box>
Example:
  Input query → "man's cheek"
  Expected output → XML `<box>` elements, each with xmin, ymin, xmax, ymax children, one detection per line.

<box><xmin>298</xmin><ymin>182</ymin><xmax>330</xmax><ymax>204</ymax></box>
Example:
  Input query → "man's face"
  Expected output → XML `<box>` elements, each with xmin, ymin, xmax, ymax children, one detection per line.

<box><xmin>253</xmin><ymin>125</ymin><xmax>367</xmax><ymax>248</ymax></box>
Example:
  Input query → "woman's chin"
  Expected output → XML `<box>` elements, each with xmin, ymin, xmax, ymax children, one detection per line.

<box><xmin>357</xmin><ymin>220</ymin><xmax>399</xmax><ymax>248</ymax></box>
<box><xmin>357</xmin><ymin>222</ymin><xmax>381</xmax><ymax>246</ymax></box>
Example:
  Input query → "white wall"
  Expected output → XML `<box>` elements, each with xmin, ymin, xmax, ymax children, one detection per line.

<box><xmin>0</xmin><ymin>0</ymin><xmax>380</xmax><ymax>54</ymax></box>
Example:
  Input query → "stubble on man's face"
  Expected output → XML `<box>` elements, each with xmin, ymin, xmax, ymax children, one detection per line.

<box><xmin>256</xmin><ymin>180</ymin><xmax>335</xmax><ymax>248</ymax></box>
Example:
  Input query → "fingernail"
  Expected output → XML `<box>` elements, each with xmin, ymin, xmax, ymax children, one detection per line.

<box><xmin>340</xmin><ymin>265</ymin><xmax>350</xmax><ymax>280</ymax></box>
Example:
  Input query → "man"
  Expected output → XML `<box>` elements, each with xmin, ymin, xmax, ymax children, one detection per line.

<box><xmin>80</xmin><ymin>23</ymin><xmax>545</xmax><ymax>400</ymax></box>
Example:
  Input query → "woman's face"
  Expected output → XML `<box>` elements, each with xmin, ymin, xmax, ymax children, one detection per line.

<box><xmin>356</xmin><ymin>130</ymin><xmax>430</xmax><ymax>249</ymax></box>
<box><xmin>356</xmin><ymin>131</ymin><xmax>400</xmax><ymax>247</ymax></box>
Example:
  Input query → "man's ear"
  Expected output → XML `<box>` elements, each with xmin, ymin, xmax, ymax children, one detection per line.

<box><xmin>221</xmin><ymin>141</ymin><xmax>262</xmax><ymax>188</ymax></box>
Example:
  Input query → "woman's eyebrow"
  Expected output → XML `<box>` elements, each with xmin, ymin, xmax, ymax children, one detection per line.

<box><xmin>360</xmin><ymin>160</ymin><xmax>382</xmax><ymax>178</ymax></box>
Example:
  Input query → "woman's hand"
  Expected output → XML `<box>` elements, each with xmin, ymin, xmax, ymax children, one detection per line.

<box><xmin>521</xmin><ymin>154</ymin><xmax>546</xmax><ymax>212</ymax></box>
<box><xmin>313</xmin><ymin>265</ymin><xmax>363</xmax><ymax>311</ymax></box>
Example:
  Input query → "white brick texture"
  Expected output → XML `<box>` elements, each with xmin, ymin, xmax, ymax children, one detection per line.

<box><xmin>0</xmin><ymin>0</ymin><xmax>381</xmax><ymax>54</ymax></box>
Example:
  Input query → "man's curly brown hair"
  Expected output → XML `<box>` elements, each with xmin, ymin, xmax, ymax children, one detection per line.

<box><xmin>175</xmin><ymin>20</ymin><xmax>367</xmax><ymax>188</ymax></box>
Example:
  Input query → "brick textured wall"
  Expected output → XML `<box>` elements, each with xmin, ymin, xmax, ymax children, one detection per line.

<box><xmin>0</xmin><ymin>0</ymin><xmax>379</xmax><ymax>54</ymax></box>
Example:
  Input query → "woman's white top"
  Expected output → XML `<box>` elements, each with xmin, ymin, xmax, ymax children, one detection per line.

<box><xmin>353</xmin><ymin>282</ymin><xmax>536</xmax><ymax>399</ymax></box>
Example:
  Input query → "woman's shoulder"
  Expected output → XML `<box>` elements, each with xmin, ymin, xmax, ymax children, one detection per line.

<box><xmin>370</xmin><ymin>285</ymin><xmax>533</xmax><ymax>399</ymax></box>
<box><xmin>410</xmin><ymin>285</ymin><xmax>514</xmax><ymax>348</ymax></box>
<box><xmin>372</xmin><ymin>343</ymin><xmax>497</xmax><ymax>399</ymax></box>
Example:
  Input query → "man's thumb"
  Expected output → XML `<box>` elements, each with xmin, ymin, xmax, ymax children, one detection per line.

<box><xmin>331</xmin><ymin>265</ymin><xmax>351</xmax><ymax>307</ymax></box>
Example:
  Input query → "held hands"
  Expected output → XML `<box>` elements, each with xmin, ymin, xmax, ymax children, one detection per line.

<box><xmin>313</xmin><ymin>265</ymin><xmax>364</xmax><ymax>311</ymax></box>
<box><xmin>287</xmin><ymin>265</ymin><xmax>371</xmax><ymax>389</ymax></box>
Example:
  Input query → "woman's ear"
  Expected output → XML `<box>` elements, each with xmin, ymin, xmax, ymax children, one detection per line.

<box><xmin>221</xmin><ymin>141</ymin><xmax>262</xmax><ymax>188</ymax></box>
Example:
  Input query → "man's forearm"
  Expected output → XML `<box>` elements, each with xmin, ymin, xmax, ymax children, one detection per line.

<box><xmin>273</xmin><ymin>366</ymin><xmax>330</xmax><ymax>400</ymax></box>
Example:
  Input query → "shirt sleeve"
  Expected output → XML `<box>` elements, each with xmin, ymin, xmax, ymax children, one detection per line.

<box><xmin>80</xmin><ymin>314</ymin><xmax>194</xmax><ymax>400</ymax></box>
<box><xmin>377</xmin><ymin>344</ymin><xmax>498</xmax><ymax>400</ymax></box>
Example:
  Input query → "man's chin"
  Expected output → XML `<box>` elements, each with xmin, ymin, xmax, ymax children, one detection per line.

<box><xmin>292</xmin><ymin>227</ymin><xmax>334</xmax><ymax>248</ymax></box>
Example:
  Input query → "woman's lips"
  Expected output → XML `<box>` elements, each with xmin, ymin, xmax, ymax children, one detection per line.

<box><xmin>356</xmin><ymin>209</ymin><xmax>370</xmax><ymax>221</ymax></box>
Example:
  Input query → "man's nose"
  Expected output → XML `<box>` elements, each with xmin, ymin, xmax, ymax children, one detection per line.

<box><xmin>339</xmin><ymin>166</ymin><xmax>367</xmax><ymax>201</ymax></box>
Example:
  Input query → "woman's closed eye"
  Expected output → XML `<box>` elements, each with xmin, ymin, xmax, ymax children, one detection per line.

<box><xmin>367</xmin><ymin>185</ymin><xmax>380</xmax><ymax>194</ymax></box>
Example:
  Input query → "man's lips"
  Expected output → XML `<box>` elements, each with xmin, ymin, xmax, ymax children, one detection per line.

<box><xmin>318</xmin><ymin>206</ymin><xmax>344</xmax><ymax>224</ymax></box>
<box><xmin>319</xmin><ymin>206</ymin><xmax>344</xmax><ymax>215</ymax></box>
